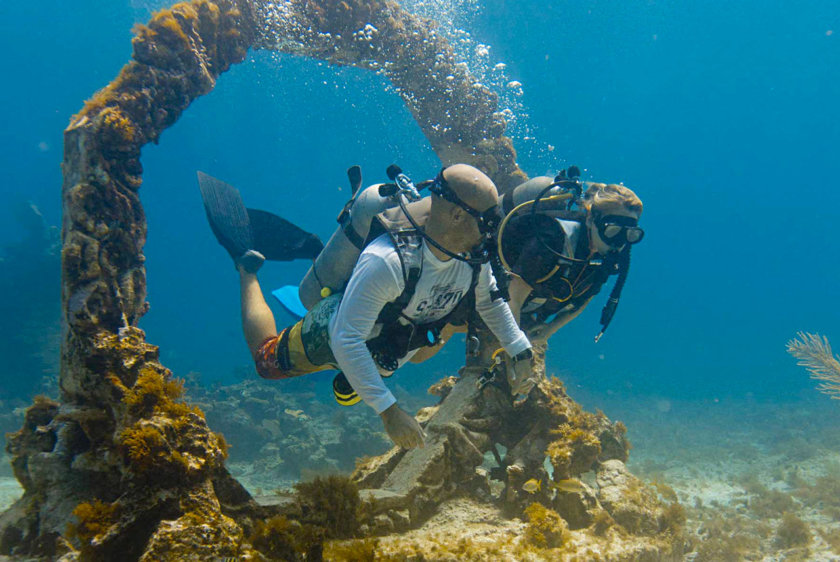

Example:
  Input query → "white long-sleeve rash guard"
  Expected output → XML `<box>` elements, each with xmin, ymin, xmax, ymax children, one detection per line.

<box><xmin>328</xmin><ymin>234</ymin><xmax>531</xmax><ymax>414</ymax></box>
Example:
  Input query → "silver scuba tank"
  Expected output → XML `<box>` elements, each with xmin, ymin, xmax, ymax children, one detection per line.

<box><xmin>499</xmin><ymin>176</ymin><xmax>555</xmax><ymax>214</ymax></box>
<box><xmin>299</xmin><ymin>183</ymin><xmax>398</xmax><ymax>310</ymax></box>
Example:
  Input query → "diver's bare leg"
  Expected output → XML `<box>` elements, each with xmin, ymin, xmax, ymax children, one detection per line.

<box><xmin>239</xmin><ymin>268</ymin><xmax>277</xmax><ymax>355</ymax></box>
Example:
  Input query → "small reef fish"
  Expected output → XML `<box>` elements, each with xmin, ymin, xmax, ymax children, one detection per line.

<box><xmin>284</xmin><ymin>408</ymin><xmax>310</xmax><ymax>421</ymax></box>
<box><xmin>523</xmin><ymin>478</ymin><xmax>586</xmax><ymax>495</ymax></box>
<box><xmin>522</xmin><ymin>479</ymin><xmax>541</xmax><ymax>493</ymax></box>
<box><xmin>551</xmin><ymin>478</ymin><xmax>586</xmax><ymax>494</ymax></box>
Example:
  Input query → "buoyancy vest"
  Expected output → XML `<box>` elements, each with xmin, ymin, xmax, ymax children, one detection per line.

<box><xmin>362</xmin><ymin>203</ymin><xmax>482</xmax><ymax>372</ymax></box>
<box><xmin>504</xmin><ymin>210</ymin><xmax>621</xmax><ymax>325</ymax></box>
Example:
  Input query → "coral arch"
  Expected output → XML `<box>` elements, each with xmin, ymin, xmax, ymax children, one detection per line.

<box><xmin>1</xmin><ymin>0</ymin><xmax>528</xmax><ymax>558</ymax></box>
<box><xmin>2</xmin><ymin>1</ymin><xmax>685</xmax><ymax>559</ymax></box>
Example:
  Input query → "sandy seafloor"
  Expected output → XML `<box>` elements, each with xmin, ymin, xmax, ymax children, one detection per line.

<box><xmin>622</xmin><ymin>398</ymin><xmax>840</xmax><ymax>560</ymax></box>
<box><xmin>2</xmin><ymin>392</ymin><xmax>839</xmax><ymax>560</ymax></box>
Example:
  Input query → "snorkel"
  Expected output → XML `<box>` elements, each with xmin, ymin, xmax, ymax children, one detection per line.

<box><xmin>585</xmin><ymin>186</ymin><xmax>644</xmax><ymax>342</ymax></box>
<box><xmin>595</xmin><ymin>246</ymin><xmax>630</xmax><ymax>342</ymax></box>
<box><xmin>532</xmin><ymin>169</ymin><xmax>641</xmax><ymax>342</ymax></box>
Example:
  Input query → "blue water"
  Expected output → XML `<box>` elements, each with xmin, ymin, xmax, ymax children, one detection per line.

<box><xmin>1</xmin><ymin>0</ymin><xmax>838</xmax><ymax>410</ymax></box>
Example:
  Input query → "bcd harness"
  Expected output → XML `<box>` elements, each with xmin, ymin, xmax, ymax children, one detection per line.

<box><xmin>533</xmin><ymin>210</ymin><xmax>631</xmax><ymax>343</ymax></box>
<box><xmin>496</xmin><ymin>169</ymin><xmax>634</xmax><ymax>342</ymax></box>
<box><xmin>364</xmin><ymin>227</ymin><xmax>482</xmax><ymax>372</ymax></box>
<box><xmin>335</xmin><ymin>164</ymin><xmax>495</xmax><ymax>374</ymax></box>
<box><xmin>510</xmin><ymin>209</ymin><xmax>630</xmax><ymax>338</ymax></box>
<box><xmin>332</xmin><ymin>224</ymin><xmax>483</xmax><ymax>406</ymax></box>
<box><xmin>330</xmin><ymin>167</ymin><xmax>491</xmax><ymax>406</ymax></box>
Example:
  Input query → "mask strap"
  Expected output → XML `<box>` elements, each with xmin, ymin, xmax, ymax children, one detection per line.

<box><xmin>397</xmin><ymin>193</ymin><xmax>484</xmax><ymax>265</ymax></box>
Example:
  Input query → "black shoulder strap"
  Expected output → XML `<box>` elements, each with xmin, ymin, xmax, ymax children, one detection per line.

<box><xmin>376</xmin><ymin>229</ymin><xmax>424</xmax><ymax>326</ymax></box>
<box><xmin>365</xmin><ymin>215</ymin><xmax>388</xmax><ymax>247</ymax></box>
<box><xmin>342</xmin><ymin>222</ymin><xmax>366</xmax><ymax>250</ymax></box>
<box><xmin>469</xmin><ymin>262</ymin><xmax>481</xmax><ymax>292</ymax></box>
<box><xmin>343</xmin><ymin>210</ymin><xmax>393</xmax><ymax>253</ymax></box>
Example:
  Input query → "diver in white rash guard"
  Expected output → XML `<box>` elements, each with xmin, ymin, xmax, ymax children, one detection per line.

<box><xmin>234</xmin><ymin>164</ymin><xmax>535</xmax><ymax>449</ymax></box>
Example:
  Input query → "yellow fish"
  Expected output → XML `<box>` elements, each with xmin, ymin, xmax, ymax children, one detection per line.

<box><xmin>522</xmin><ymin>479</ymin><xmax>542</xmax><ymax>494</ymax></box>
<box><xmin>549</xmin><ymin>478</ymin><xmax>586</xmax><ymax>494</ymax></box>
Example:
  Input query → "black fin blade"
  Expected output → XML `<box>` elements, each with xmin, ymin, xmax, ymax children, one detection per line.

<box><xmin>386</xmin><ymin>164</ymin><xmax>402</xmax><ymax>181</ymax></box>
<box><xmin>247</xmin><ymin>208</ymin><xmax>324</xmax><ymax>261</ymax></box>
<box><xmin>197</xmin><ymin>171</ymin><xmax>253</xmax><ymax>260</ymax></box>
<box><xmin>347</xmin><ymin>165</ymin><xmax>363</xmax><ymax>195</ymax></box>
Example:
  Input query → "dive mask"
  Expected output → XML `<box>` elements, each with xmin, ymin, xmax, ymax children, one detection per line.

<box><xmin>594</xmin><ymin>213</ymin><xmax>644</xmax><ymax>247</ymax></box>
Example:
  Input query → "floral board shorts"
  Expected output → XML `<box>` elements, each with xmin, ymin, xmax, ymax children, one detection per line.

<box><xmin>254</xmin><ymin>294</ymin><xmax>341</xmax><ymax>379</ymax></box>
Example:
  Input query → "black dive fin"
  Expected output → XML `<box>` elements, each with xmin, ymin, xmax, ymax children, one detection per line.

<box><xmin>347</xmin><ymin>165</ymin><xmax>362</xmax><ymax>195</ymax></box>
<box><xmin>247</xmin><ymin>208</ymin><xmax>324</xmax><ymax>261</ymax></box>
<box><xmin>197</xmin><ymin>171</ymin><xmax>253</xmax><ymax>261</ymax></box>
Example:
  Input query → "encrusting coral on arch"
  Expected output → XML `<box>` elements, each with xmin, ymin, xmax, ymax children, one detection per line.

<box><xmin>1</xmin><ymin>0</ymin><xmax>684</xmax><ymax>560</ymax></box>
<box><xmin>2</xmin><ymin>2</ymin><xmax>261</xmax><ymax>559</ymax></box>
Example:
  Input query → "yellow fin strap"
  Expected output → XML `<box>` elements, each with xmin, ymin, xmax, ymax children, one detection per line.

<box><xmin>332</xmin><ymin>372</ymin><xmax>361</xmax><ymax>406</ymax></box>
<box><xmin>334</xmin><ymin>391</ymin><xmax>361</xmax><ymax>406</ymax></box>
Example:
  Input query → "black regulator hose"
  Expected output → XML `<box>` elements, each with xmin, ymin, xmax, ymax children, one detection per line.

<box><xmin>396</xmin><ymin>194</ymin><xmax>474</xmax><ymax>264</ymax></box>
<box><xmin>488</xmin><ymin>248</ymin><xmax>510</xmax><ymax>302</ymax></box>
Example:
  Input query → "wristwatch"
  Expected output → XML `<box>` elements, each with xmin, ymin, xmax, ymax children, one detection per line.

<box><xmin>512</xmin><ymin>348</ymin><xmax>533</xmax><ymax>363</ymax></box>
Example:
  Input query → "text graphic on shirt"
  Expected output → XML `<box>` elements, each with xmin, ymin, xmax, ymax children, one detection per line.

<box><xmin>412</xmin><ymin>283</ymin><xmax>465</xmax><ymax>322</ymax></box>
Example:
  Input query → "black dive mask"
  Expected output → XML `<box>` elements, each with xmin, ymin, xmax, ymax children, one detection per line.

<box><xmin>593</xmin><ymin>213</ymin><xmax>645</xmax><ymax>247</ymax></box>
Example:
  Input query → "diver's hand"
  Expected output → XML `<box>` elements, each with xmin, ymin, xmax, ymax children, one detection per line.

<box><xmin>380</xmin><ymin>403</ymin><xmax>426</xmax><ymax>449</ymax></box>
<box><xmin>507</xmin><ymin>349</ymin><xmax>538</xmax><ymax>398</ymax></box>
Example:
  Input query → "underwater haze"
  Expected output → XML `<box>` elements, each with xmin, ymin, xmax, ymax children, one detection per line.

<box><xmin>2</xmin><ymin>0</ymin><xmax>838</xmax><ymax>399</ymax></box>
<box><xmin>1</xmin><ymin>0</ymin><xmax>840</xmax><ymax>558</ymax></box>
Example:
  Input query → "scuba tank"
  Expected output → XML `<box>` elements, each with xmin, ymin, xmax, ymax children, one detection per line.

<box><xmin>499</xmin><ymin>166</ymin><xmax>582</xmax><ymax>215</ymax></box>
<box><xmin>298</xmin><ymin>165</ymin><xmax>426</xmax><ymax>310</ymax></box>
<box><xmin>500</xmin><ymin>176</ymin><xmax>555</xmax><ymax>214</ymax></box>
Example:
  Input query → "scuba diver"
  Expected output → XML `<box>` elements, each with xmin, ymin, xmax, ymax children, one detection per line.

<box><xmin>199</xmin><ymin>164</ymin><xmax>535</xmax><ymax>450</ymax></box>
<box><xmin>496</xmin><ymin>167</ymin><xmax>645</xmax><ymax>345</ymax></box>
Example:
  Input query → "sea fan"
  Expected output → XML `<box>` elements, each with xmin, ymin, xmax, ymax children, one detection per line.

<box><xmin>786</xmin><ymin>332</ymin><xmax>840</xmax><ymax>400</ymax></box>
